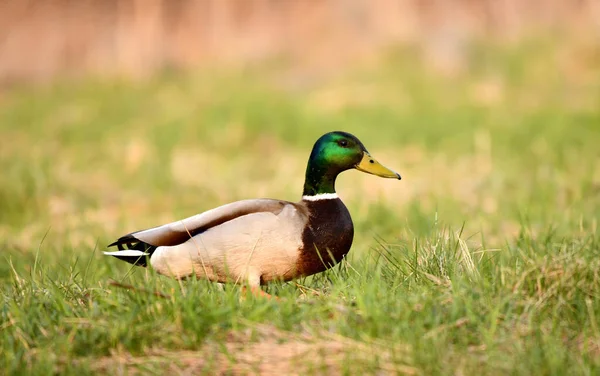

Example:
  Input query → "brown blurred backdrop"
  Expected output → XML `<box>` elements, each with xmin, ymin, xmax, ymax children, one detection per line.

<box><xmin>0</xmin><ymin>0</ymin><xmax>598</xmax><ymax>85</ymax></box>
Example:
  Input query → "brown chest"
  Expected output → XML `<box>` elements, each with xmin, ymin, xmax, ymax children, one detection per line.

<box><xmin>296</xmin><ymin>198</ymin><xmax>354</xmax><ymax>276</ymax></box>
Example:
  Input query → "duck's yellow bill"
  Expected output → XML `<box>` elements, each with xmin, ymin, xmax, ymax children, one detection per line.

<box><xmin>355</xmin><ymin>152</ymin><xmax>401</xmax><ymax>179</ymax></box>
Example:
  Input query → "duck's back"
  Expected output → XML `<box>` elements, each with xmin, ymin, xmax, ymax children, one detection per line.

<box><xmin>149</xmin><ymin>200</ymin><xmax>308</xmax><ymax>283</ymax></box>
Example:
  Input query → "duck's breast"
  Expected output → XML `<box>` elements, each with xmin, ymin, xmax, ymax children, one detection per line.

<box><xmin>297</xmin><ymin>198</ymin><xmax>354</xmax><ymax>276</ymax></box>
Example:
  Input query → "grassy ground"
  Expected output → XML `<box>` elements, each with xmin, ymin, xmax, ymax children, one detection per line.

<box><xmin>1</xmin><ymin>44</ymin><xmax>599</xmax><ymax>374</ymax></box>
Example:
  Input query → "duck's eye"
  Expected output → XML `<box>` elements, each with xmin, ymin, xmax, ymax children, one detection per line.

<box><xmin>339</xmin><ymin>140</ymin><xmax>348</xmax><ymax>147</ymax></box>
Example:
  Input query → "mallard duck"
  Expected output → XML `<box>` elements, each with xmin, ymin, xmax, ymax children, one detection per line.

<box><xmin>105</xmin><ymin>131</ymin><xmax>400</xmax><ymax>297</ymax></box>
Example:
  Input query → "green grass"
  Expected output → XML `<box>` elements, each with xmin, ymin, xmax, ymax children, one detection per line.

<box><xmin>1</xmin><ymin>45</ymin><xmax>599</xmax><ymax>374</ymax></box>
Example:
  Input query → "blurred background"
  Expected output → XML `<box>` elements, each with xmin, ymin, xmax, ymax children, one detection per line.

<box><xmin>0</xmin><ymin>0</ymin><xmax>599</xmax><ymax>272</ymax></box>
<box><xmin>2</xmin><ymin>3</ymin><xmax>600</xmax><ymax>373</ymax></box>
<box><xmin>0</xmin><ymin>0</ymin><xmax>599</xmax><ymax>83</ymax></box>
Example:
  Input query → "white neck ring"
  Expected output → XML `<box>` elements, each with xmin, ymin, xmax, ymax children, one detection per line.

<box><xmin>302</xmin><ymin>193</ymin><xmax>339</xmax><ymax>201</ymax></box>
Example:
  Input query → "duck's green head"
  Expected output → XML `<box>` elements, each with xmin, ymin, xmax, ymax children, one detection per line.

<box><xmin>303</xmin><ymin>131</ymin><xmax>401</xmax><ymax>196</ymax></box>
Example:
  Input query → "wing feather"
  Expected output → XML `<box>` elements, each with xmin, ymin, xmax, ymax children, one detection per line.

<box><xmin>108</xmin><ymin>199</ymin><xmax>288</xmax><ymax>248</ymax></box>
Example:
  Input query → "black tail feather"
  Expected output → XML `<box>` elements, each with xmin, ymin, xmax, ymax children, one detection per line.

<box><xmin>108</xmin><ymin>235</ymin><xmax>158</xmax><ymax>267</ymax></box>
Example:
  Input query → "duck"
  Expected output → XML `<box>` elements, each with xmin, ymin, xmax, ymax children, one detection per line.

<box><xmin>104</xmin><ymin>131</ymin><xmax>401</xmax><ymax>297</ymax></box>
